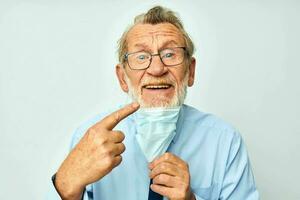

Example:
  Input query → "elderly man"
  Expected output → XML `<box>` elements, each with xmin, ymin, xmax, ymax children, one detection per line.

<box><xmin>48</xmin><ymin>6</ymin><xmax>259</xmax><ymax>200</ymax></box>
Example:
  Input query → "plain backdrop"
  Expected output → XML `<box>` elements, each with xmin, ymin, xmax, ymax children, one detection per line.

<box><xmin>0</xmin><ymin>0</ymin><xmax>299</xmax><ymax>199</ymax></box>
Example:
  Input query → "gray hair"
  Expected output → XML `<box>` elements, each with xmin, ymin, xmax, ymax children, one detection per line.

<box><xmin>117</xmin><ymin>6</ymin><xmax>195</xmax><ymax>65</ymax></box>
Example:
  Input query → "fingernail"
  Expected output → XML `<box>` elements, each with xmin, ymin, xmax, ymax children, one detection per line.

<box><xmin>150</xmin><ymin>184</ymin><xmax>154</xmax><ymax>190</ymax></box>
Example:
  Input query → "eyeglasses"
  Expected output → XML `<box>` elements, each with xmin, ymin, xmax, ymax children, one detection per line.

<box><xmin>124</xmin><ymin>47</ymin><xmax>187</xmax><ymax>70</ymax></box>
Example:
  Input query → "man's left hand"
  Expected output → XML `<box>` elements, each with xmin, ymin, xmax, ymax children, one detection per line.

<box><xmin>149</xmin><ymin>152</ymin><xmax>196</xmax><ymax>200</ymax></box>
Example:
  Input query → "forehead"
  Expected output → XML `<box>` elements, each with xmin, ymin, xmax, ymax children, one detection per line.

<box><xmin>126</xmin><ymin>23</ymin><xmax>185</xmax><ymax>50</ymax></box>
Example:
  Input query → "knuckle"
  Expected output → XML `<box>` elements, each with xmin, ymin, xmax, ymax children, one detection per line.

<box><xmin>183</xmin><ymin>163</ymin><xmax>189</xmax><ymax>172</ymax></box>
<box><xmin>98</xmin><ymin>157</ymin><xmax>108</xmax><ymax>168</ymax></box>
<box><xmin>107</xmin><ymin>148</ymin><xmax>114</xmax><ymax>156</ymax></box>
<box><xmin>117</xmin><ymin>131</ymin><xmax>125</xmax><ymax>140</ymax></box>
<box><xmin>120</xmin><ymin>143</ymin><xmax>126</xmax><ymax>151</ymax></box>
<box><xmin>97</xmin><ymin>136</ymin><xmax>108</xmax><ymax>146</ymax></box>
<box><xmin>87</xmin><ymin>127</ymin><xmax>97</xmax><ymax>136</ymax></box>
<box><xmin>161</xmin><ymin>163</ymin><xmax>168</xmax><ymax>171</ymax></box>
<box><xmin>181</xmin><ymin>181</ymin><xmax>189</xmax><ymax>190</ymax></box>
<box><xmin>115</xmin><ymin>156</ymin><xmax>122</xmax><ymax>165</ymax></box>
<box><xmin>164</xmin><ymin>152</ymin><xmax>172</xmax><ymax>160</ymax></box>
<box><xmin>159</xmin><ymin>174</ymin><xmax>168</xmax><ymax>182</ymax></box>
<box><xmin>120</xmin><ymin>131</ymin><xmax>125</xmax><ymax>138</ymax></box>
<box><xmin>101</xmin><ymin>144</ymin><xmax>113</xmax><ymax>155</ymax></box>
<box><xmin>153</xmin><ymin>176</ymin><xmax>159</xmax><ymax>184</ymax></box>
<box><xmin>103</xmin><ymin>156</ymin><xmax>114</xmax><ymax>168</ymax></box>
<box><xmin>185</xmin><ymin>162</ymin><xmax>189</xmax><ymax>169</ymax></box>
<box><xmin>113</xmin><ymin>112</ymin><xmax>120</xmax><ymax>124</ymax></box>
<box><xmin>178</xmin><ymin>162</ymin><xmax>187</xmax><ymax>170</ymax></box>
<box><xmin>184</xmin><ymin>174</ymin><xmax>190</xmax><ymax>184</ymax></box>
<box><xmin>117</xmin><ymin>143</ymin><xmax>125</xmax><ymax>154</ymax></box>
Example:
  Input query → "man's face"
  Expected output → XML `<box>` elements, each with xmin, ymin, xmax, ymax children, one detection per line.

<box><xmin>116</xmin><ymin>23</ymin><xmax>195</xmax><ymax>108</ymax></box>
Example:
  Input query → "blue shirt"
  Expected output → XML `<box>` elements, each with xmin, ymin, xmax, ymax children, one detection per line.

<box><xmin>47</xmin><ymin>104</ymin><xmax>259</xmax><ymax>200</ymax></box>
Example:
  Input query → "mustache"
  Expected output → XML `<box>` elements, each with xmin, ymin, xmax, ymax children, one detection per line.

<box><xmin>140</xmin><ymin>77</ymin><xmax>176</xmax><ymax>87</ymax></box>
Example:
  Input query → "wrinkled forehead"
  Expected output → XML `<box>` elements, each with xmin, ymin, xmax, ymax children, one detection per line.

<box><xmin>126</xmin><ymin>23</ymin><xmax>185</xmax><ymax>51</ymax></box>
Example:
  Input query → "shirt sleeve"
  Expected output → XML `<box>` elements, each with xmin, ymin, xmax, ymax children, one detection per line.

<box><xmin>46</xmin><ymin>175</ymin><xmax>64</xmax><ymax>200</ymax></box>
<box><xmin>46</xmin><ymin>174</ymin><xmax>93</xmax><ymax>200</ymax></box>
<box><xmin>219</xmin><ymin>132</ymin><xmax>260</xmax><ymax>200</ymax></box>
<box><xmin>47</xmin><ymin>125</ymin><xmax>95</xmax><ymax>200</ymax></box>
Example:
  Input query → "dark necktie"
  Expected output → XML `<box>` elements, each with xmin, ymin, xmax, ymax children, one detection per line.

<box><xmin>148</xmin><ymin>179</ymin><xmax>163</xmax><ymax>200</ymax></box>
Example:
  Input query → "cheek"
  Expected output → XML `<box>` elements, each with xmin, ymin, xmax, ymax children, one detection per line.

<box><xmin>168</xmin><ymin>68</ymin><xmax>186</xmax><ymax>85</ymax></box>
<box><xmin>126</xmin><ymin>70</ymin><xmax>145</xmax><ymax>87</ymax></box>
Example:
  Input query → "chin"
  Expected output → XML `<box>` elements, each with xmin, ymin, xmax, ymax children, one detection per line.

<box><xmin>140</xmin><ymin>95</ymin><xmax>180</xmax><ymax>108</ymax></box>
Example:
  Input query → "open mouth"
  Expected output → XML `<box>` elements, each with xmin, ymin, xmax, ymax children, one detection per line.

<box><xmin>143</xmin><ymin>84</ymin><xmax>173</xmax><ymax>90</ymax></box>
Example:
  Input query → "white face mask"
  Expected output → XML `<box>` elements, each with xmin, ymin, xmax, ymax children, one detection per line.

<box><xmin>134</xmin><ymin>106</ymin><xmax>181</xmax><ymax>162</ymax></box>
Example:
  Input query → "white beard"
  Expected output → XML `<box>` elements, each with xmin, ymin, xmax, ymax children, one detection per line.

<box><xmin>124</xmin><ymin>72</ymin><xmax>189</xmax><ymax>108</ymax></box>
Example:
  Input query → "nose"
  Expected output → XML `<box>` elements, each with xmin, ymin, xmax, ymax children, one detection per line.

<box><xmin>146</xmin><ymin>54</ymin><xmax>168</xmax><ymax>77</ymax></box>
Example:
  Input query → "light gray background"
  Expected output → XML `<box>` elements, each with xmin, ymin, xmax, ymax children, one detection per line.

<box><xmin>0</xmin><ymin>0</ymin><xmax>299</xmax><ymax>199</ymax></box>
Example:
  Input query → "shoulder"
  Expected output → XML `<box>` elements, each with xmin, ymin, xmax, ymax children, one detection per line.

<box><xmin>181</xmin><ymin>105</ymin><xmax>246</xmax><ymax>169</ymax></box>
<box><xmin>181</xmin><ymin>104</ymin><xmax>241</xmax><ymax>141</ymax></box>
<box><xmin>182</xmin><ymin>104</ymin><xmax>236</xmax><ymax>130</ymax></box>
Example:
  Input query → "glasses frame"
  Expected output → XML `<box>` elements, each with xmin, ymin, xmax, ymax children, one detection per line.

<box><xmin>124</xmin><ymin>47</ymin><xmax>187</xmax><ymax>70</ymax></box>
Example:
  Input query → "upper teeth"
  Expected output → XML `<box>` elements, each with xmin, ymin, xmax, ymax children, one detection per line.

<box><xmin>145</xmin><ymin>85</ymin><xmax>170</xmax><ymax>89</ymax></box>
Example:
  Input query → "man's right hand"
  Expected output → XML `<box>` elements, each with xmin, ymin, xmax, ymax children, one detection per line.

<box><xmin>55</xmin><ymin>102</ymin><xmax>140</xmax><ymax>200</ymax></box>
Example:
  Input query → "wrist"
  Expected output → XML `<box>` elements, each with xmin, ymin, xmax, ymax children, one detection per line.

<box><xmin>55</xmin><ymin>171</ymin><xmax>85</xmax><ymax>200</ymax></box>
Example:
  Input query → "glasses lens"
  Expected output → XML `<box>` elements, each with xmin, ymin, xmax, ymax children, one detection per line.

<box><xmin>160</xmin><ymin>48</ymin><xmax>185</xmax><ymax>66</ymax></box>
<box><xmin>127</xmin><ymin>51</ymin><xmax>151</xmax><ymax>69</ymax></box>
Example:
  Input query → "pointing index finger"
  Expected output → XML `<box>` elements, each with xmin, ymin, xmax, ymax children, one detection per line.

<box><xmin>101</xmin><ymin>102</ymin><xmax>140</xmax><ymax>130</ymax></box>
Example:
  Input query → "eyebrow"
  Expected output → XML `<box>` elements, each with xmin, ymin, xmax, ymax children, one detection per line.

<box><xmin>133</xmin><ymin>40</ymin><xmax>182</xmax><ymax>52</ymax></box>
<box><xmin>160</xmin><ymin>40</ymin><xmax>181</xmax><ymax>49</ymax></box>
<box><xmin>133</xmin><ymin>43</ymin><xmax>152</xmax><ymax>52</ymax></box>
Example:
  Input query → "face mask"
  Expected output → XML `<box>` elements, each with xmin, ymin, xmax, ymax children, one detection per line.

<box><xmin>134</xmin><ymin>106</ymin><xmax>181</xmax><ymax>162</ymax></box>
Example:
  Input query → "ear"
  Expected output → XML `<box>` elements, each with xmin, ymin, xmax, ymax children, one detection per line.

<box><xmin>116</xmin><ymin>64</ymin><xmax>129</xmax><ymax>92</ymax></box>
<box><xmin>187</xmin><ymin>57</ymin><xmax>196</xmax><ymax>87</ymax></box>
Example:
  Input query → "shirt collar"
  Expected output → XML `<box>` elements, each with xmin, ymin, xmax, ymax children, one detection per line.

<box><xmin>172</xmin><ymin>104</ymin><xmax>185</xmax><ymax>144</ymax></box>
